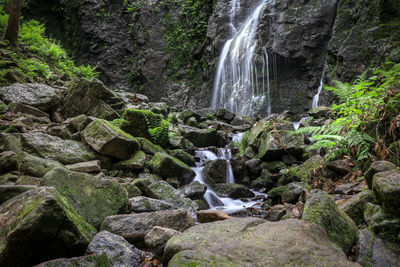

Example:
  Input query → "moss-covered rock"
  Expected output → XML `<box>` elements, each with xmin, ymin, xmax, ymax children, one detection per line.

<box><xmin>114</xmin><ymin>150</ymin><xmax>146</xmax><ymax>171</ymax></box>
<box><xmin>0</xmin><ymin>187</ymin><xmax>96</xmax><ymax>267</ymax></box>
<box><xmin>61</xmin><ymin>78</ymin><xmax>122</xmax><ymax>120</ymax></box>
<box><xmin>122</xmin><ymin>183</ymin><xmax>142</xmax><ymax>198</ymax></box>
<box><xmin>258</xmin><ymin>130</ymin><xmax>305</xmax><ymax>161</ymax></box>
<box><xmin>278</xmin><ymin>155</ymin><xmax>323</xmax><ymax>186</ymax></box>
<box><xmin>303</xmin><ymin>190</ymin><xmax>359</xmax><ymax>254</ymax></box>
<box><xmin>372</xmin><ymin>171</ymin><xmax>400</xmax><ymax>216</ymax></box>
<box><xmin>267</xmin><ymin>182</ymin><xmax>305</xmax><ymax>204</ymax></box>
<box><xmin>0</xmin><ymin>184</ymin><xmax>37</xmax><ymax>205</ymax></box>
<box><xmin>169</xmin><ymin>149</ymin><xmax>196</xmax><ymax>167</ymax></box>
<box><xmin>128</xmin><ymin>196</ymin><xmax>174</xmax><ymax>213</ymax></box>
<box><xmin>339</xmin><ymin>190</ymin><xmax>376</xmax><ymax>225</ymax></box>
<box><xmin>183</xmin><ymin>127</ymin><xmax>226</xmax><ymax>147</ymax></box>
<box><xmin>82</xmin><ymin>119</ymin><xmax>139</xmax><ymax>160</ymax></box>
<box><xmin>18</xmin><ymin>152</ymin><xmax>64</xmax><ymax>177</ymax></box>
<box><xmin>120</xmin><ymin>108</ymin><xmax>151</xmax><ymax>139</ymax></box>
<box><xmin>261</xmin><ymin>161</ymin><xmax>287</xmax><ymax>173</ymax></box>
<box><xmin>136</xmin><ymin>137</ymin><xmax>165</xmax><ymax>155</ymax></box>
<box><xmin>202</xmin><ymin>159</ymin><xmax>227</xmax><ymax>186</ymax></box>
<box><xmin>33</xmin><ymin>254</ymin><xmax>112</xmax><ymax>267</ymax></box>
<box><xmin>41</xmin><ymin>167</ymin><xmax>128</xmax><ymax>228</ymax></box>
<box><xmin>146</xmin><ymin>181</ymin><xmax>198</xmax><ymax>216</ymax></box>
<box><xmin>365</xmin><ymin>161</ymin><xmax>398</xmax><ymax>189</ymax></box>
<box><xmin>148</xmin><ymin>152</ymin><xmax>195</xmax><ymax>184</ymax></box>
<box><xmin>178</xmin><ymin>181</ymin><xmax>207</xmax><ymax>200</ymax></box>
<box><xmin>163</xmin><ymin>218</ymin><xmax>359</xmax><ymax>266</ymax></box>
<box><xmin>364</xmin><ymin>202</ymin><xmax>400</xmax><ymax>241</ymax></box>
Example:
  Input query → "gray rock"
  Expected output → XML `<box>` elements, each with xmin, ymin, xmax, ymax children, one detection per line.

<box><xmin>45</xmin><ymin>124</ymin><xmax>73</xmax><ymax>140</ymax></box>
<box><xmin>303</xmin><ymin>190</ymin><xmax>359</xmax><ymax>254</ymax></box>
<box><xmin>169</xmin><ymin>149</ymin><xmax>196</xmax><ymax>167</ymax></box>
<box><xmin>179</xmin><ymin>181</ymin><xmax>207</xmax><ymax>200</ymax></box>
<box><xmin>20</xmin><ymin>132</ymin><xmax>97</xmax><ymax>165</ymax></box>
<box><xmin>182</xmin><ymin>126</ymin><xmax>227</xmax><ymax>148</ymax></box>
<box><xmin>268</xmin><ymin>182</ymin><xmax>305</xmax><ymax>204</ymax></box>
<box><xmin>0</xmin><ymin>187</ymin><xmax>96</xmax><ymax>267</ymax></box>
<box><xmin>8</xmin><ymin>102</ymin><xmax>50</xmax><ymax>119</ymax></box>
<box><xmin>82</xmin><ymin>119</ymin><xmax>139</xmax><ymax>160</ymax></box>
<box><xmin>42</xmin><ymin>167</ymin><xmax>128</xmax><ymax>228</ymax></box>
<box><xmin>339</xmin><ymin>190</ymin><xmax>376</xmax><ymax>225</ymax></box>
<box><xmin>264</xmin><ymin>204</ymin><xmax>287</xmax><ymax>222</ymax></box>
<box><xmin>18</xmin><ymin>152</ymin><xmax>64</xmax><ymax>177</ymax></box>
<box><xmin>326</xmin><ymin>159</ymin><xmax>353</xmax><ymax>176</ymax></box>
<box><xmin>258</xmin><ymin>130</ymin><xmax>305</xmax><ymax>161</ymax></box>
<box><xmin>66</xmin><ymin>160</ymin><xmax>101</xmax><ymax>173</ymax></box>
<box><xmin>0</xmin><ymin>83</ymin><xmax>61</xmax><ymax>112</ymax></box>
<box><xmin>202</xmin><ymin>159</ymin><xmax>227</xmax><ymax>186</ymax></box>
<box><xmin>213</xmin><ymin>183</ymin><xmax>255</xmax><ymax>199</ymax></box>
<box><xmin>128</xmin><ymin>196</ymin><xmax>174</xmax><ymax>213</ymax></box>
<box><xmin>146</xmin><ymin>181</ymin><xmax>198</xmax><ymax>216</ymax></box>
<box><xmin>364</xmin><ymin>202</ymin><xmax>400</xmax><ymax>240</ymax></box>
<box><xmin>61</xmin><ymin>78</ymin><xmax>122</xmax><ymax>120</ymax></box>
<box><xmin>334</xmin><ymin>183</ymin><xmax>359</xmax><ymax>195</ymax></box>
<box><xmin>372</xmin><ymin>171</ymin><xmax>400</xmax><ymax>215</ymax></box>
<box><xmin>163</xmin><ymin>218</ymin><xmax>359</xmax><ymax>266</ymax></box>
<box><xmin>357</xmin><ymin>228</ymin><xmax>400</xmax><ymax>267</ymax></box>
<box><xmin>0</xmin><ymin>151</ymin><xmax>18</xmax><ymax>174</ymax></box>
<box><xmin>86</xmin><ymin>231</ymin><xmax>147</xmax><ymax>267</ymax></box>
<box><xmin>308</xmin><ymin>106</ymin><xmax>332</xmax><ymax>119</ymax></box>
<box><xmin>144</xmin><ymin>226</ymin><xmax>181</xmax><ymax>255</ymax></box>
<box><xmin>100</xmin><ymin>209</ymin><xmax>195</xmax><ymax>244</ymax></box>
<box><xmin>216</xmin><ymin>109</ymin><xmax>235</xmax><ymax>122</ymax></box>
<box><xmin>365</xmin><ymin>160</ymin><xmax>398</xmax><ymax>189</ymax></box>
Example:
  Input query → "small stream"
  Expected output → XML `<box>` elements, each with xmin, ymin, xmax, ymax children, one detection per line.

<box><xmin>191</xmin><ymin>134</ymin><xmax>266</xmax><ymax>214</ymax></box>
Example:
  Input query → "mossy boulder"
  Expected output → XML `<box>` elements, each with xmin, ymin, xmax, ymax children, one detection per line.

<box><xmin>213</xmin><ymin>183</ymin><xmax>255</xmax><ymax>199</ymax></box>
<box><xmin>258</xmin><ymin>130</ymin><xmax>305</xmax><ymax>161</ymax></box>
<box><xmin>146</xmin><ymin>181</ymin><xmax>198</xmax><ymax>216</ymax></box>
<box><xmin>202</xmin><ymin>159</ymin><xmax>227</xmax><ymax>186</ymax></box>
<box><xmin>169</xmin><ymin>149</ymin><xmax>196</xmax><ymax>167</ymax></box>
<box><xmin>178</xmin><ymin>181</ymin><xmax>207</xmax><ymax>200</ymax></box>
<box><xmin>61</xmin><ymin>78</ymin><xmax>122</xmax><ymax>120</ymax></box>
<box><xmin>20</xmin><ymin>132</ymin><xmax>97</xmax><ymax>164</ymax></box>
<box><xmin>41</xmin><ymin>167</ymin><xmax>128</xmax><ymax>228</ymax></box>
<box><xmin>144</xmin><ymin>226</ymin><xmax>181</xmax><ymax>255</ymax></box>
<box><xmin>372</xmin><ymin>171</ymin><xmax>400</xmax><ymax>216</ymax></box>
<box><xmin>82</xmin><ymin>119</ymin><xmax>139</xmax><ymax>160</ymax></box>
<box><xmin>303</xmin><ymin>190</ymin><xmax>359</xmax><ymax>254</ymax></box>
<box><xmin>148</xmin><ymin>152</ymin><xmax>195</xmax><ymax>184</ymax></box>
<box><xmin>363</xmin><ymin>202</ymin><xmax>400</xmax><ymax>241</ymax></box>
<box><xmin>307</xmin><ymin>106</ymin><xmax>332</xmax><ymax>119</ymax></box>
<box><xmin>278</xmin><ymin>155</ymin><xmax>323</xmax><ymax>186</ymax></box>
<box><xmin>339</xmin><ymin>190</ymin><xmax>376</xmax><ymax>225</ymax></box>
<box><xmin>268</xmin><ymin>182</ymin><xmax>305</xmax><ymax>204</ymax></box>
<box><xmin>178</xmin><ymin>110</ymin><xmax>201</xmax><ymax>123</ymax></box>
<box><xmin>365</xmin><ymin>160</ymin><xmax>398</xmax><ymax>189</ymax></box>
<box><xmin>0</xmin><ymin>187</ymin><xmax>96</xmax><ymax>267</ymax></box>
<box><xmin>183</xmin><ymin>127</ymin><xmax>226</xmax><ymax>147</ymax></box>
<box><xmin>163</xmin><ymin>218</ymin><xmax>359</xmax><ymax>266</ymax></box>
<box><xmin>120</xmin><ymin>108</ymin><xmax>151</xmax><ymax>139</ymax></box>
<box><xmin>114</xmin><ymin>150</ymin><xmax>146</xmax><ymax>171</ymax></box>
<box><xmin>136</xmin><ymin>137</ymin><xmax>165</xmax><ymax>155</ymax></box>
<box><xmin>0</xmin><ymin>184</ymin><xmax>36</xmax><ymax>205</ymax></box>
<box><xmin>122</xmin><ymin>183</ymin><xmax>142</xmax><ymax>198</ymax></box>
<box><xmin>18</xmin><ymin>152</ymin><xmax>64</xmax><ymax>177</ymax></box>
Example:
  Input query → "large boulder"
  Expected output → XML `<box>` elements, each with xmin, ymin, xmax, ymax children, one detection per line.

<box><xmin>365</xmin><ymin>161</ymin><xmax>398</xmax><ymax>189</ymax></box>
<box><xmin>41</xmin><ymin>168</ymin><xmax>128</xmax><ymax>228</ymax></box>
<box><xmin>146</xmin><ymin>181</ymin><xmax>198</xmax><ymax>216</ymax></box>
<box><xmin>61</xmin><ymin>78</ymin><xmax>123</xmax><ymax>120</ymax></box>
<box><xmin>119</xmin><ymin>109</ymin><xmax>151</xmax><ymax>139</ymax></box>
<box><xmin>303</xmin><ymin>190</ymin><xmax>359</xmax><ymax>254</ymax></box>
<box><xmin>128</xmin><ymin>196</ymin><xmax>174</xmax><ymax>213</ymax></box>
<box><xmin>100</xmin><ymin>209</ymin><xmax>195</xmax><ymax>244</ymax></box>
<box><xmin>179</xmin><ymin>181</ymin><xmax>207</xmax><ymax>200</ymax></box>
<box><xmin>20</xmin><ymin>132</ymin><xmax>97</xmax><ymax>164</ymax></box>
<box><xmin>169</xmin><ymin>149</ymin><xmax>196</xmax><ymax>167</ymax></box>
<box><xmin>258</xmin><ymin>130</ymin><xmax>305</xmax><ymax>161</ymax></box>
<box><xmin>0</xmin><ymin>187</ymin><xmax>96</xmax><ymax>267</ymax></box>
<box><xmin>357</xmin><ymin>228</ymin><xmax>400</xmax><ymax>267</ymax></box>
<box><xmin>213</xmin><ymin>183</ymin><xmax>255</xmax><ymax>199</ymax></box>
<box><xmin>372</xmin><ymin>171</ymin><xmax>400</xmax><ymax>216</ymax></box>
<box><xmin>163</xmin><ymin>218</ymin><xmax>359</xmax><ymax>266</ymax></box>
<box><xmin>147</xmin><ymin>152</ymin><xmax>195</xmax><ymax>184</ymax></box>
<box><xmin>114</xmin><ymin>151</ymin><xmax>146</xmax><ymax>171</ymax></box>
<box><xmin>18</xmin><ymin>152</ymin><xmax>64</xmax><ymax>177</ymax></box>
<box><xmin>339</xmin><ymin>190</ymin><xmax>376</xmax><ymax>225</ymax></box>
<box><xmin>0</xmin><ymin>83</ymin><xmax>61</xmax><ymax>112</ymax></box>
<box><xmin>202</xmin><ymin>159</ymin><xmax>227</xmax><ymax>186</ymax></box>
<box><xmin>82</xmin><ymin>119</ymin><xmax>140</xmax><ymax>160</ymax></box>
<box><xmin>144</xmin><ymin>226</ymin><xmax>181</xmax><ymax>255</ymax></box>
<box><xmin>182</xmin><ymin>127</ymin><xmax>226</xmax><ymax>147</ymax></box>
<box><xmin>86</xmin><ymin>231</ymin><xmax>147</xmax><ymax>267</ymax></box>
<box><xmin>363</xmin><ymin>202</ymin><xmax>400</xmax><ymax>240</ymax></box>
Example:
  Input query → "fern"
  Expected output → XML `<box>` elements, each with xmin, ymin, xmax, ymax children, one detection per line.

<box><xmin>140</xmin><ymin>110</ymin><xmax>169</xmax><ymax>146</ymax></box>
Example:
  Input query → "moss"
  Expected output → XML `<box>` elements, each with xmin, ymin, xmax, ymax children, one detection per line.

<box><xmin>102</xmin><ymin>119</ymin><xmax>138</xmax><ymax>141</ymax></box>
<box><xmin>136</xmin><ymin>137</ymin><xmax>165</xmax><ymax>155</ymax></box>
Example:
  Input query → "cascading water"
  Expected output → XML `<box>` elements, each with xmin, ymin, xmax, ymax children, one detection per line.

<box><xmin>191</xmin><ymin>147</ymin><xmax>264</xmax><ymax>214</ymax></box>
<box><xmin>212</xmin><ymin>0</ymin><xmax>271</xmax><ymax>117</ymax></box>
<box><xmin>312</xmin><ymin>78</ymin><xmax>324</xmax><ymax>108</ymax></box>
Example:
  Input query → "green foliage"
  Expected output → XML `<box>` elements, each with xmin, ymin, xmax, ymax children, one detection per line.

<box><xmin>0</xmin><ymin>8</ymin><xmax>98</xmax><ymax>85</ymax></box>
<box><xmin>132</xmin><ymin>109</ymin><xmax>170</xmax><ymax>147</ymax></box>
<box><xmin>162</xmin><ymin>0</ymin><xmax>213</xmax><ymax>80</ymax></box>
<box><xmin>298</xmin><ymin>62</ymin><xmax>400</xmax><ymax>167</ymax></box>
<box><xmin>238</xmin><ymin>130</ymin><xmax>250</xmax><ymax>155</ymax></box>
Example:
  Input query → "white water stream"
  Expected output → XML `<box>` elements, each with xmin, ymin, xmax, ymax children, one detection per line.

<box><xmin>312</xmin><ymin>78</ymin><xmax>324</xmax><ymax>108</ymax></box>
<box><xmin>212</xmin><ymin>0</ymin><xmax>271</xmax><ymax>117</ymax></box>
<box><xmin>191</xmin><ymin>133</ymin><xmax>265</xmax><ymax>214</ymax></box>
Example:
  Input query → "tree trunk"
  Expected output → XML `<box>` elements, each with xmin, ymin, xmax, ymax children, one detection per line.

<box><xmin>3</xmin><ymin>0</ymin><xmax>22</xmax><ymax>47</ymax></box>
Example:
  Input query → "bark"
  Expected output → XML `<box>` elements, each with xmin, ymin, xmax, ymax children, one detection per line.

<box><xmin>3</xmin><ymin>0</ymin><xmax>22</xmax><ymax>47</ymax></box>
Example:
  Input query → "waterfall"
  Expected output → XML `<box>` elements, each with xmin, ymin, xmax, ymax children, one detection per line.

<box><xmin>212</xmin><ymin>0</ymin><xmax>270</xmax><ymax>117</ymax></box>
<box><xmin>312</xmin><ymin>78</ymin><xmax>324</xmax><ymax>108</ymax></box>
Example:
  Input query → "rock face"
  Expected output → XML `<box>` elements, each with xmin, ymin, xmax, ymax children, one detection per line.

<box><xmin>86</xmin><ymin>231</ymin><xmax>147</xmax><ymax>267</ymax></box>
<box><xmin>82</xmin><ymin>119</ymin><xmax>140</xmax><ymax>160</ymax></box>
<box><xmin>163</xmin><ymin>218</ymin><xmax>359</xmax><ymax>266</ymax></box>
<box><xmin>20</xmin><ymin>132</ymin><xmax>97</xmax><ymax>164</ymax></box>
<box><xmin>42</xmin><ymin>168</ymin><xmax>128</xmax><ymax>228</ymax></box>
<box><xmin>61</xmin><ymin>78</ymin><xmax>123</xmax><ymax>120</ymax></box>
<box><xmin>0</xmin><ymin>83</ymin><xmax>61</xmax><ymax>112</ymax></box>
<box><xmin>100</xmin><ymin>209</ymin><xmax>195</xmax><ymax>244</ymax></box>
<box><xmin>0</xmin><ymin>187</ymin><xmax>96</xmax><ymax>267</ymax></box>
<box><xmin>302</xmin><ymin>190</ymin><xmax>359</xmax><ymax>254</ymax></box>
